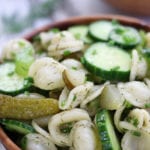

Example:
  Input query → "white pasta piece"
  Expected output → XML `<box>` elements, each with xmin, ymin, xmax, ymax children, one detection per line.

<box><xmin>39</xmin><ymin>31</ymin><xmax>56</xmax><ymax>49</ymax></box>
<box><xmin>16</xmin><ymin>93</ymin><xmax>45</xmax><ymax>99</ymax></box>
<box><xmin>59</xmin><ymin>82</ymin><xmax>93</xmax><ymax>110</ymax></box>
<box><xmin>25</xmin><ymin>133</ymin><xmax>57</xmax><ymax>150</ymax></box>
<box><xmin>1</xmin><ymin>39</ymin><xmax>33</xmax><ymax>60</ymax></box>
<box><xmin>136</xmin><ymin>57</ymin><xmax>147</xmax><ymax>79</ymax></box>
<box><xmin>48</xmin><ymin>108</ymin><xmax>91</xmax><ymax>147</ymax></box>
<box><xmin>114</xmin><ymin>105</ymin><xmax>126</xmax><ymax>133</ymax></box>
<box><xmin>62</xmin><ymin>59</ymin><xmax>88</xmax><ymax>88</ymax></box>
<box><xmin>121</xmin><ymin>131</ymin><xmax>150</xmax><ymax>150</ymax></box>
<box><xmin>28</xmin><ymin>57</ymin><xmax>65</xmax><ymax>90</ymax></box>
<box><xmin>130</xmin><ymin>50</ymin><xmax>139</xmax><ymax>81</ymax></box>
<box><xmin>70</xmin><ymin>120</ymin><xmax>101</xmax><ymax>150</ymax></box>
<box><xmin>80</xmin><ymin>82</ymin><xmax>109</xmax><ymax>108</ymax></box>
<box><xmin>63</xmin><ymin>69</ymin><xmax>86</xmax><ymax>88</ymax></box>
<box><xmin>119</xmin><ymin>121</ymin><xmax>137</xmax><ymax>131</ymax></box>
<box><xmin>146</xmin><ymin>32</ymin><xmax>150</xmax><ymax>48</ymax></box>
<box><xmin>127</xmin><ymin>109</ymin><xmax>150</xmax><ymax>133</ymax></box>
<box><xmin>118</xmin><ymin>81</ymin><xmax>150</xmax><ymax>108</ymax></box>
<box><xmin>144</xmin><ymin>78</ymin><xmax>150</xmax><ymax>89</ymax></box>
<box><xmin>130</xmin><ymin>50</ymin><xmax>147</xmax><ymax>81</ymax></box>
<box><xmin>61</xmin><ymin>59</ymin><xmax>88</xmax><ymax>74</ymax></box>
<box><xmin>32</xmin><ymin>120</ymin><xmax>53</xmax><ymax>141</ymax></box>
<box><xmin>33</xmin><ymin>115</ymin><xmax>52</xmax><ymax>127</ymax></box>
<box><xmin>48</xmin><ymin>31</ymin><xmax>84</xmax><ymax>60</ymax></box>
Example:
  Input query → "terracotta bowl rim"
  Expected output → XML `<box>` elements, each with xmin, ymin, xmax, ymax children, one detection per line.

<box><xmin>0</xmin><ymin>14</ymin><xmax>150</xmax><ymax>150</ymax></box>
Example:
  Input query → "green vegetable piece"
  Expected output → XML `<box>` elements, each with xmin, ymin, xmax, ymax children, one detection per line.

<box><xmin>95</xmin><ymin>109</ymin><xmax>121</xmax><ymax>150</ymax></box>
<box><xmin>0</xmin><ymin>119</ymin><xmax>35</xmax><ymax>135</ymax></box>
<box><xmin>0</xmin><ymin>94</ymin><xmax>59</xmax><ymax>120</ymax></box>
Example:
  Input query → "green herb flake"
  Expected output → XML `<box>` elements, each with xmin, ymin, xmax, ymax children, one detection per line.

<box><xmin>112</xmin><ymin>19</ymin><xmax>120</xmax><ymax>26</ymax></box>
<box><xmin>50</xmin><ymin>28</ymin><xmax>60</xmax><ymax>33</ymax></box>
<box><xmin>145</xmin><ymin>103</ymin><xmax>150</xmax><ymax>108</ymax></box>
<box><xmin>131</xmin><ymin>131</ymin><xmax>141</xmax><ymax>137</ymax></box>
<box><xmin>71</xmin><ymin>66</ymin><xmax>77</xmax><ymax>70</ymax></box>
<box><xmin>124</xmin><ymin>101</ymin><xmax>133</xmax><ymax>108</ymax></box>
<box><xmin>7</xmin><ymin>71</ymin><xmax>14</xmax><ymax>76</ymax></box>
<box><xmin>63</xmin><ymin>50</ymin><xmax>71</xmax><ymax>56</ymax></box>
<box><xmin>84</xmin><ymin>76</ymin><xmax>87</xmax><ymax>83</ymax></box>
<box><xmin>123</xmin><ymin>33</ymin><xmax>136</xmax><ymax>44</ymax></box>
<box><xmin>115</xmin><ymin>27</ymin><xmax>125</xmax><ymax>34</ymax></box>
<box><xmin>60</xmin><ymin>122</ymin><xmax>73</xmax><ymax>134</ymax></box>
<box><xmin>18</xmin><ymin>41</ymin><xmax>25</xmax><ymax>47</ymax></box>
<box><xmin>92</xmin><ymin>50</ymin><xmax>97</xmax><ymax>55</ymax></box>
<box><xmin>61</xmin><ymin>100</ymin><xmax>66</xmax><ymax>107</ymax></box>
<box><xmin>73</xmin><ymin>95</ymin><xmax>77</xmax><ymax>101</ymax></box>
<box><xmin>126</xmin><ymin>116</ymin><xmax>139</xmax><ymax>127</ymax></box>
<box><xmin>108</xmin><ymin>40</ymin><xmax>115</xmax><ymax>46</ymax></box>
<box><xmin>74</xmin><ymin>33</ymin><xmax>81</xmax><ymax>40</ymax></box>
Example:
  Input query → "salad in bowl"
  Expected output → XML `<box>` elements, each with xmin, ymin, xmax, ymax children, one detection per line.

<box><xmin>0</xmin><ymin>15</ymin><xmax>150</xmax><ymax>150</ymax></box>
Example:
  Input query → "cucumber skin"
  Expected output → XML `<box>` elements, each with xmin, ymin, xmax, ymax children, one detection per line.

<box><xmin>82</xmin><ymin>56</ymin><xmax>130</xmax><ymax>81</ymax></box>
<box><xmin>109</xmin><ymin>27</ymin><xmax>141</xmax><ymax>49</ymax></box>
<box><xmin>95</xmin><ymin>109</ymin><xmax>120</xmax><ymax>150</ymax></box>
<box><xmin>21</xmin><ymin>136</ymin><xmax>27</xmax><ymax>150</ymax></box>
<box><xmin>0</xmin><ymin>119</ymin><xmax>35</xmax><ymax>135</ymax></box>
<box><xmin>89</xmin><ymin>21</ymin><xmax>115</xmax><ymax>41</ymax></box>
<box><xmin>0</xmin><ymin>77</ymin><xmax>33</xmax><ymax>96</ymax></box>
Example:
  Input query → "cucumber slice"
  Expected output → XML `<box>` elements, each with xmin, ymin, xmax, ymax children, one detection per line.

<box><xmin>68</xmin><ymin>25</ymin><xmax>93</xmax><ymax>44</ymax></box>
<box><xmin>110</xmin><ymin>26</ymin><xmax>141</xmax><ymax>48</ymax></box>
<box><xmin>0</xmin><ymin>62</ymin><xmax>33</xmax><ymax>95</ymax></box>
<box><xmin>89</xmin><ymin>21</ymin><xmax>115</xmax><ymax>41</ymax></box>
<box><xmin>83</xmin><ymin>42</ymin><xmax>131</xmax><ymax>81</ymax></box>
<box><xmin>95</xmin><ymin>109</ymin><xmax>121</xmax><ymax>150</ymax></box>
<box><xmin>0</xmin><ymin>119</ymin><xmax>35</xmax><ymax>135</ymax></box>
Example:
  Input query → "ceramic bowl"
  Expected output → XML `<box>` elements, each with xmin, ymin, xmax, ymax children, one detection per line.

<box><xmin>106</xmin><ymin>0</ymin><xmax>150</xmax><ymax>16</ymax></box>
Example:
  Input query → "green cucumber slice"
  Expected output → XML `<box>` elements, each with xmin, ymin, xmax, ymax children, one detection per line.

<box><xmin>95</xmin><ymin>109</ymin><xmax>121</xmax><ymax>150</ymax></box>
<box><xmin>89</xmin><ymin>20</ymin><xmax>115</xmax><ymax>41</ymax></box>
<box><xmin>110</xmin><ymin>26</ymin><xmax>141</xmax><ymax>48</ymax></box>
<box><xmin>0</xmin><ymin>119</ymin><xmax>35</xmax><ymax>135</ymax></box>
<box><xmin>68</xmin><ymin>25</ymin><xmax>93</xmax><ymax>44</ymax></box>
<box><xmin>82</xmin><ymin>42</ymin><xmax>131</xmax><ymax>81</ymax></box>
<box><xmin>0</xmin><ymin>62</ymin><xmax>33</xmax><ymax>95</ymax></box>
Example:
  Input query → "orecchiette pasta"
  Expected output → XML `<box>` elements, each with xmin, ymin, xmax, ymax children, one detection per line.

<box><xmin>121</xmin><ymin>131</ymin><xmax>150</xmax><ymax>150</ymax></box>
<box><xmin>59</xmin><ymin>82</ymin><xmax>93</xmax><ymax>110</ymax></box>
<box><xmin>1</xmin><ymin>39</ymin><xmax>33</xmax><ymax>60</ymax></box>
<box><xmin>32</xmin><ymin>120</ymin><xmax>53</xmax><ymax>141</ymax></box>
<box><xmin>28</xmin><ymin>57</ymin><xmax>65</xmax><ymax>90</ymax></box>
<box><xmin>48</xmin><ymin>31</ymin><xmax>84</xmax><ymax>60</ymax></box>
<box><xmin>80</xmin><ymin>82</ymin><xmax>109</xmax><ymax>108</ymax></box>
<box><xmin>24</xmin><ymin>133</ymin><xmax>57</xmax><ymax>150</ymax></box>
<box><xmin>62</xmin><ymin>59</ymin><xmax>88</xmax><ymax>88</ymax></box>
<box><xmin>48</xmin><ymin>108</ymin><xmax>91</xmax><ymax>147</ymax></box>
<box><xmin>114</xmin><ymin>105</ymin><xmax>126</xmax><ymax>133</ymax></box>
<box><xmin>70</xmin><ymin>120</ymin><xmax>101</xmax><ymax>150</ymax></box>
<box><xmin>122</xmin><ymin>109</ymin><xmax>150</xmax><ymax>133</ymax></box>
<box><xmin>117</xmin><ymin>81</ymin><xmax>150</xmax><ymax>107</ymax></box>
<box><xmin>130</xmin><ymin>50</ymin><xmax>147</xmax><ymax>81</ymax></box>
<box><xmin>39</xmin><ymin>31</ymin><xmax>56</xmax><ymax>49</ymax></box>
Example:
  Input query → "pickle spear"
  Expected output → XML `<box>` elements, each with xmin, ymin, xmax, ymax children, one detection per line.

<box><xmin>0</xmin><ymin>94</ymin><xmax>59</xmax><ymax>120</ymax></box>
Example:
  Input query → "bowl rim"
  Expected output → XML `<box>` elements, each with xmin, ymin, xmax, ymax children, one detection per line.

<box><xmin>0</xmin><ymin>14</ymin><xmax>150</xmax><ymax>150</ymax></box>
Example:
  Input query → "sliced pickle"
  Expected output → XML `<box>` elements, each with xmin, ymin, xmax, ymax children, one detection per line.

<box><xmin>0</xmin><ymin>94</ymin><xmax>59</xmax><ymax>120</ymax></box>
